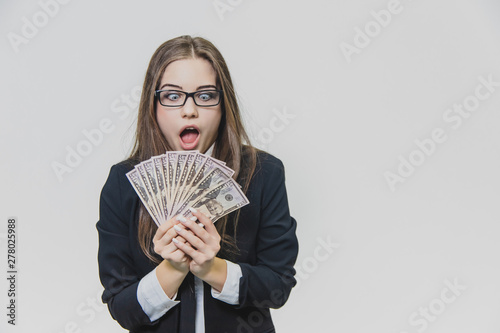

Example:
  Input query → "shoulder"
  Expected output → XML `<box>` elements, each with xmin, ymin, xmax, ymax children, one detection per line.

<box><xmin>103</xmin><ymin>158</ymin><xmax>139</xmax><ymax>188</ymax></box>
<box><xmin>255</xmin><ymin>150</ymin><xmax>284</xmax><ymax>170</ymax></box>
<box><xmin>251</xmin><ymin>148</ymin><xmax>286</xmax><ymax>182</ymax></box>
<box><xmin>242</xmin><ymin>145</ymin><xmax>284</xmax><ymax>172</ymax></box>
<box><xmin>100</xmin><ymin>158</ymin><xmax>140</xmax><ymax>208</ymax></box>
<box><xmin>98</xmin><ymin>158</ymin><xmax>141</xmax><ymax>229</ymax></box>
<box><xmin>240</xmin><ymin>147</ymin><xmax>287</xmax><ymax>197</ymax></box>
<box><xmin>108</xmin><ymin>159</ymin><xmax>137</xmax><ymax>177</ymax></box>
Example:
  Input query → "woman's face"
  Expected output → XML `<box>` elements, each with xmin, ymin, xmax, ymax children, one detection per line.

<box><xmin>156</xmin><ymin>57</ymin><xmax>222</xmax><ymax>153</ymax></box>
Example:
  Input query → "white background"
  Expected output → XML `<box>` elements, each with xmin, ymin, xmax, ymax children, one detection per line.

<box><xmin>1</xmin><ymin>0</ymin><xmax>500</xmax><ymax>332</ymax></box>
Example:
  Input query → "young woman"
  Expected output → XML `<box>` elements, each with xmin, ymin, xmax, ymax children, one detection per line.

<box><xmin>96</xmin><ymin>35</ymin><xmax>298</xmax><ymax>333</ymax></box>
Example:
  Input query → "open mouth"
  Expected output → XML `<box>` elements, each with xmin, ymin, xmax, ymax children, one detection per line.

<box><xmin>179</xmin><ymin>126</ymin><xmax>200</xmax><ymax>149</ymax></box>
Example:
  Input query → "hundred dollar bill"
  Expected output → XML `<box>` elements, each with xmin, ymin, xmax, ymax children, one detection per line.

<box><xmin>172</xmin><ymin>151</ymin><xmax>198</xmax><ymax>215</ymax></box>
<box><xmin>152</xmin><ymin>156</ymin><xmax>168</xmax><ymax>221</ymax></box>
<box><xmin>141</xmin><ymin>160</ymin><xmax>164</xmax><ymax>222</ymax></box>
<box><xmin>184</xmin><ymin>156</ymin><xmax>234</xmax><ymax>197</ymax></box>
<box><xmin>173</xmin><ymin>167</ymin><xmax>233</xmax><ymax>216</ymax></box>
<box><xmin>174</xmin><ymin>153</ymin><xmax>208</xmax><ymax>210</ymax></box>
<box><xmin>161</xmin><ymin>154</ymin><xmax>171</xmax><ymax>211</ymax></box>
<box><xmin>172</xmin><ymin>153</ymin><xmax>185</xmax><ymax>195</ymax></box>
<box><xmin>127</xmin><ymin>151</ymin><xmax>248</xmax><ymax>226</ymax></box>
<box><xmin>135</xmin><ymin>163</ymin><xmax>162</xmax><ymax>221</ymax></box>
<box><xmin>170</xmin><ymin>151</ymin><xmax>191</xmax><ymax>214</ymax></box>
<box><xmin>179</xmin><ymin>178</ymin><xmax>249</xmax><ymax>222</ymax></box>
<box><xmin>175</xmin><ymin>155</ymin><xmax>234</xmax><ymax>213</ymax></box>
<box><xmin>207</xmin><ymin>156</ymin><xmax>233</xmax><ymax>176</ymax></box>
<box><xmin>126</xmin><ymin>169</ymin><xmax>161</xmax><ymax>226</ymax></box>
<box><xmin>166</xmin><ymin>152</ymin><xmax>177</xmax><ymax>213</ymax></box>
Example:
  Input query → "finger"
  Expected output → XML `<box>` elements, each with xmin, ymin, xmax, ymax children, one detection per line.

<box><xmin>173</xmin><ymin>235</ymin><xmax>187</xmax><ymax>244</ymax></box>
<box><xmin>175</xmin><ymin>215</ymin><xmax>208</xmax><ymax>243</ymax></box>
<box><xmin>172</xmin><ymin>237</ymin><xmax>202</xmax><ymax>262</ymax></box>
<box><xmin>170</xmin><ymin>221</ymin><xmax>196</xmax><ymax>238</ymax></box>
<box><xmin>153</xmin><ymin>223</ymin><xmax>168</xmax><ymax>242</ymax></box>
<box><xmin>155</xmin><ymin>227</ymin><xmax>188</xmax><ymax>257</ymax></box>
<box><xmin>153</xmin><ymin>217</ymin><xmax>178</xmax><ymax>242</ymax></box>
<box><xmin>165</xmin><ymin>247</ymin><xmax>189</xmax><ymax>262</ymax></box>
<box><xmin>162</xmin><ymin>237</ymin><xmax>189</xmax><ymax>257</ymax></box>
<box><xmin>173</xmin><ymin>223</ymin><xmax>205</xmax><ymax>250</ymax></box>
<box><xmin>176</xmin><ymin>215</ymin><xmax>207</xmax><ymax>238</ymax></box>
<box><xmin>156</xmin><ymin>227</ymin><xmax>179</xmax><ymax>248</ymax></box>
<box><xmin>188</xmin><ymin>208</ymin><xmax>217</xmax><ymax>235</ymax></box>
<box><xmin>187</xmin><ymin>214</ymin><xmax>205</xmax><ymax>229</ymax></box>
<box><xmin>162</xmin><ymin>242</ymin><xmax>179</xmax><ymax>255</ymax></box>
<box><xmin>170</xmin><ymin>236</ymin><xmax>195</xmax><ymax>262</ymax></box>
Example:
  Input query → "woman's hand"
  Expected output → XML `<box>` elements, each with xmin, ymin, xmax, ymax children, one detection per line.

<box><xmin>153</xmin><ymin>217</ymin><xmax>191</xmax><ymax>273</ymax></box>
<box><xmin>171</xmin><ymin>209</ymin><xmax>223</xmax><ymax>281</ymax></box>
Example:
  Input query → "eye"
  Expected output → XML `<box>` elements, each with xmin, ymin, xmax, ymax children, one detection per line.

<box><xmin>197</xmin><ymin>91</ymin><xmax>215</xmax><ymax>101</ymax></box>
<box><xmin>165</xmin><ymin>92</ymin><xmax>181</xmax><ymax>101</ymax></box>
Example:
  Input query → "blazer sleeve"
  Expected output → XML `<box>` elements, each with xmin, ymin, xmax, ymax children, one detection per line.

<box><xmin>96</xmin><ymin>164</ymin><xmax>161</xmax><ymax>330</ymax></box>
<box><xmin>237</xmin><ymin>156</ymin><xmax>299</xmax><ymax>309</ymax></box>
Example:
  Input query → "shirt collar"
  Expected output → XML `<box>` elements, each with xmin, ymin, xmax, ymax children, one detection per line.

<box><xmin>204</xmin><ymin>143</ymin><xmax>215</xmax><ymax>157</ymax></box>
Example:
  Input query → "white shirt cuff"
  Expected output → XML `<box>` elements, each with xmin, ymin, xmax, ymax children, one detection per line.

<box><xmin>211</xmin><ymin>260</ymin><xmax>242</xmax><ymax>305</ymax></box>
<box><xmin>137</xmin><ymin>267</ymin><xmax>180</xmax><ymax>321</ymax></box>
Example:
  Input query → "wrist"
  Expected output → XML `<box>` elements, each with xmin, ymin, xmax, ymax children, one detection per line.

<box><xmin>195</xmin><ymin>257</ymin><xmax>227</xmax><ymax>292</ymax></box>
<box><xmin>162</xmin><ymin>259</ymin><xmax>189</xmax><ymax>275</ymax></box>
<box><xmin>156</xmin><ymin>260</ymin><xmax>189</xmax><ymax>298</ymax></box>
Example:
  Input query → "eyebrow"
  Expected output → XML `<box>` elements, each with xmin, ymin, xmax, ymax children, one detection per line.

<box><xmin>159</xmin><ymin>83</ymin><xmax>218</xmax><ymax>90</ymax></box>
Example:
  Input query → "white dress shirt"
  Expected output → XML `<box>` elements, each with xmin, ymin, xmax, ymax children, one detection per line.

<box><xmin>137</xmin><ymin>260</ymin><xmax>242</xmax><ymax>327</ymax></box>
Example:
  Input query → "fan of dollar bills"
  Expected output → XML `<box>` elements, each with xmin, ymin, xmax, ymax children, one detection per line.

<box><xmin>126</xmin><ymin>151</ymin><xmax>249</xmax><ymax>227</ymax></box>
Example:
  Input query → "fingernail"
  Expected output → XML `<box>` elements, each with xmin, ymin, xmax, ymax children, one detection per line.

<box><xmin>189</xmin><ymin>207</ymin><xmax>197</xmax><ymax>213</ymax></box>
<box><xmin>190</xmin><ymin>216</ymin><xmax>198</xmax><ymax>221</ymax></box>
<box><xmin>172</xmin><ymin>238</ymin><xmax>179</xmax><ymax>244</ymax></box>
<box><xmin>173</xmin><ymin>225</ymin><xmax>182</xmax><ymax>232</ymax></box>
<box><xmin>176</xmin><ymin>215</ymin><xmax>187</xmax><ymax>223</ymax></box>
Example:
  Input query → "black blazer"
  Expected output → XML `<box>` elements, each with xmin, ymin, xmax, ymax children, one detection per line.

<box><xmin>96</xmin><ymin>151</ymin><xmax>299</xmax><ymax>333</ymax></box>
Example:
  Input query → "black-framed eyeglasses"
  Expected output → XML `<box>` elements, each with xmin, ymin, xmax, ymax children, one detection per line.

<box><xmin>154</xmin><ymin>89</ymin><xmax>223</xmax><ymax>107</ymax></box>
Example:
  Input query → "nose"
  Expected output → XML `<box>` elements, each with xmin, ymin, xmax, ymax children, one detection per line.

<box><xmin>181</xmin><ymin>95</ymin><xmax>198</xmax><ymax>118</ymax></box>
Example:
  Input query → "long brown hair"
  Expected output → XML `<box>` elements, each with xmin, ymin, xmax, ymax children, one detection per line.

<box><xmin>129</xmin><ymin>35</ymin><xmax>257</xmax><ymax>264</ymax></box>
